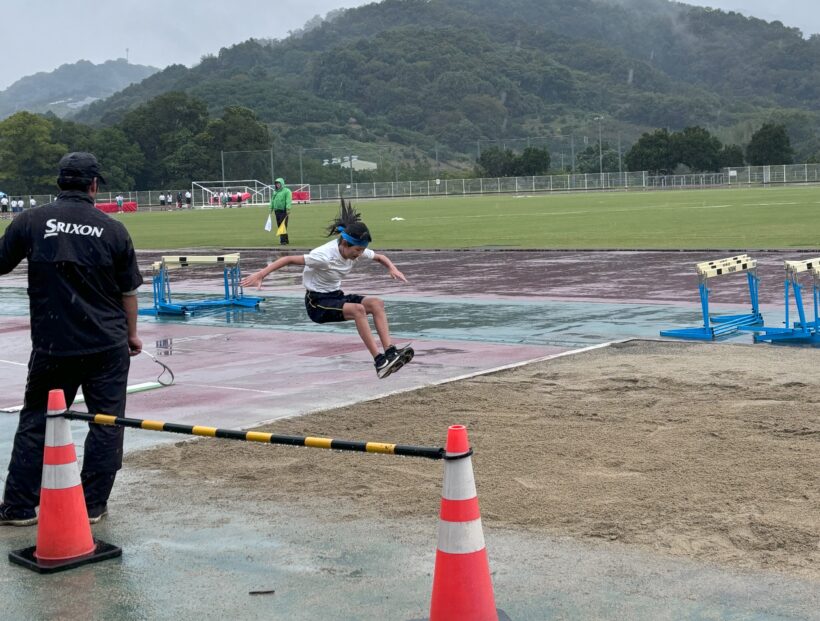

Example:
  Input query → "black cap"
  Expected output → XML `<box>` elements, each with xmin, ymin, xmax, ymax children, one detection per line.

<box><xmin>57</xmin><ymin>152</ymin><xmax>106</xmax><ymax>185</ymax></box>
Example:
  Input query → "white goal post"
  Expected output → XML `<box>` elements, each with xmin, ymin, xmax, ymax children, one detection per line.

<box><xmin>191</xmin><ymin>180</ymin><xmax>311</xmax><ymax>208</ymax></box>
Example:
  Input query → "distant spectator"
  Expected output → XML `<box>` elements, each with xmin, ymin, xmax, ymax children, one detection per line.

<box><xmin>0</xmin><ymin>195</ymin><xmax>8</xmax><ymax>219</ymax></box>
<box><xmin>270</xmin><ymin>177</ymin><xmax>292</xmax><ymax>245</ymax></box>
<box><xmin>29</xmin><ymin>197</ymin><xmax>36</xmax><ymax>210</ymax></box>
<box><xmin>221</xmin><ymin>192</ymin><xmax>228</xmax><ymax>208</ymax></box>
<box><xmin>115</xmin><ymin>194</ymin><xmax>124</xmax><ymax>213</ymax></box>
<box><xmin>176</xmin><ymin>192</ymin><xmax>183</xmax><ymax>209</ymax></box>
<box><xmin>159</xmin><ymin>193</ymin><xmax>166</xmax><ymax>207</ymax></box>
<box><xmin>236</xmin><ymin>191</ymin><xmax>243</xmax><ymax>207</ymax></box>
<box><xmin>185</xmin><ymin>190</ymin><xmax>192</xmax><ymax>208</ymax></box>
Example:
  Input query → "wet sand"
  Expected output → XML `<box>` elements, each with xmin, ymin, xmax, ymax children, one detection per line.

<box><xmin>129</xmin><ymin>340</ymin><xmax>820</xmax><ymax>581</ymax></box>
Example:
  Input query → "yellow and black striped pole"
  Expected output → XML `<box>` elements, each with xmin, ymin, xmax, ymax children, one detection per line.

<box><xmin>63</xmin><ymin>410</ymin><xmax>445</xmax><ymax>460</ymax></box>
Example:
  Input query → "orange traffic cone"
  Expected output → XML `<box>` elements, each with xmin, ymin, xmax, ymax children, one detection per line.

<box><xmin>9</xmin><ymin>389</ymin><xmax>121</xmax><ymax>573</ymax></box>
<box><xmin>428</xmin><ymin>425</ymin><xmax>508</xmax><ymax>621</ymax></box>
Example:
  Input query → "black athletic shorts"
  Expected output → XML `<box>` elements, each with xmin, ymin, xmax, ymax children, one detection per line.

<box><xmin>305</xmin><ymin>290</ymin><xmax>365</xmax><ymax>324</ymax></box>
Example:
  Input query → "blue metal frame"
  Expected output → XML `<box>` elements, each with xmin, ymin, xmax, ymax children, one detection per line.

<box><xmin>741</xmin><ymin>268</ymin><xmax>820</xmax><ymax>344</ymax></box>
<box><xmin>139</xmin><ymin>259</ymin><xmax>264</xmax><ymax>317</ymax></box>
<box><xmin>661</xmin><ymin>269</ymin><xmax>763</xmax><ymax>340</ymax></box>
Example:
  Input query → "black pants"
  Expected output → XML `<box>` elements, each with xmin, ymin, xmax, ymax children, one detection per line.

<box><xmin>2</xmin><ymin>345</ymin><xmax>131</xmax><ymax>512</ymax></box>
<box><xmin>274</xmin><ymin>210</ymin><xmax>289</xmax><ymax>244</ymax></box>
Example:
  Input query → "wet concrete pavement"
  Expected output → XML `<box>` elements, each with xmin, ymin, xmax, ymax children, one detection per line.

<box><xmin>1</xmin><ymin>249</ymin><xmax>819</xmax><ymax>619</ymax></box>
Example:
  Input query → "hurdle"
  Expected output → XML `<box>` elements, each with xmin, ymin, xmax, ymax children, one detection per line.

<box><xmin>660</xmin><ymin>254</ymin><xmax>763</xmax><ymax>340</ymax></box>
<box><xmin>740</xmin><ymin>257</ymin><xmax>820</xmax><ymax>344</ymax></box>
<box><xmin>139</xmin><ymin>253</ymin><xmax>264</xmax><ymax>316</ymax></box>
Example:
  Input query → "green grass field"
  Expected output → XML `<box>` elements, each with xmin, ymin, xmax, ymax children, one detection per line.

<box><xmin>2</xmin><ymin>186</ymin><xmax>819</xmax><ymax>249</ymax></box>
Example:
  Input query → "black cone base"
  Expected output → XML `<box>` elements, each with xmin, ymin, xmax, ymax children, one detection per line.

<box><xmin>9</xmin><ymin>539</ymin><xmax>121</xmax><ymax>574</ymax></box>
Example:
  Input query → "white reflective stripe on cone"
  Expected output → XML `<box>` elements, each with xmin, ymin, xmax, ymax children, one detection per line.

<box><xmin>442</xmin><ymin>457</ymin><xmax>477</xmax><ymax>501</ymax></box>
<box><xmin>45</xmin><ymin>419</ymin><xmax>73</xmax><ymax>447</ymax></box>
<box><xmin>437</xmin><ymin>518</ymin><xmax>486</xmax><ymax>555</ymax></box>
<box><xmin>42</xmin><ymin>463</ymin><xmax>82</xmax><ymax>490</ymax></box>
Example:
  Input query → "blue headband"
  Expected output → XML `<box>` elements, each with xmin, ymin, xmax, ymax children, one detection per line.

<box><xmin>337</xmin><ymin>226</ymin><xmax>369</xmax><ymax>247</ymax></box>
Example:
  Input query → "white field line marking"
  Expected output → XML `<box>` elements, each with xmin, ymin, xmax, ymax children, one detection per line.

<box><xmin>0</xmin><ymin>359</ymin><xmax>26</xmax><ymax>366</ymax></box>
<box><xmin>414</xmin><ymin>199</ymin><xmax>804</xmax><ymax>223</ymax></box>
<box><xmin>185</xmin><ymin>382</ymin><xmax>281</xmax><ymax>395</ymax></box>
<box><xmin>420</xmin><ymin>205</ymin><xmax>686</xmax><ymax>221</ymax></box>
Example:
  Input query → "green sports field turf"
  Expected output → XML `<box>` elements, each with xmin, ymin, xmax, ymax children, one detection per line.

<box><xmin>2</xmin><ymin>186</ymin><xmax>819</xmax><ymax>249</ymax></box>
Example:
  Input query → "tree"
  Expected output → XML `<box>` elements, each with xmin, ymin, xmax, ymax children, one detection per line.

<box><xmin>461</xmin><ymin>95</ymin><xmax>508</xmax><ymax>140</ymax></box>
<box><xmin>89</xmin><ymin>127</ymin><xmax>145</xmax><ymax>190</ymax></box>
<box><xmin>476</xmin><ymin>147</ymin><xmax>517</xmax><ymax>177</ymax></box>
<box><xmin>575</xmin><ymin>143</ymin><xmax>620</xmax><ymax>174</ymax></box>
<box><xmin>625</xmin><ymin>129</ymin><xmax>675</xmax><ymax>174</ymax></box>
<box><xmin>0</xmin><ymin>112</ymin><xmax>66</xmax><ymax>194</ymax></box>
<box><xmin>120</xmin><ymin>92</ymin><xmax>209</xmax><ymax>187</ymax></box>
<box><xmin>48</xmin><ymin>116</ymin><xmax>93</xmax><ymax>153</ymax></box>
<box><xmin>671</xmin><ymin>126</ymin><xmax>722</xmax><ymax>172</ymax></box>
<box><xmin>746</xmin><ymin>123</ymin><xmax>794</xmax><ymax>165</ymax></box>
<box><xmin>207</xmin><ymin>106</ymin><xmax>270</xmax><ymax>153</ymax></box>
<box><xmin>717</xmin><ymin>144</ymin><xmax>745</xmax><ymax>168</ymax></box>
<box><xmin>517</xmin><ymin>147</ymin><xmax>550</xmax><ymax>176</ymax></box>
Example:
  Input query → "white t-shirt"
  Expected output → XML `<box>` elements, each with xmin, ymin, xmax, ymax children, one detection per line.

<box><xmin>302</xmin><ymin>239</ymin><xmax>375</xmax><ymax>292</ymax></box>
<box><xmin>29</xmin><ymin>198</ymin><xmax>36</xmax><ymax>207</ymax></box>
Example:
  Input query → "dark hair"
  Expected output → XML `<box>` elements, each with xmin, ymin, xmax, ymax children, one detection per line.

<box><xmin>325</xmin><ymin>199</ymin><xmax>372</xmax><ymax>243</ymax></box>
<box><xmin>57</xmin><ymin>175</ymin><xmax>94</xmax><ymax>192</ymax></box>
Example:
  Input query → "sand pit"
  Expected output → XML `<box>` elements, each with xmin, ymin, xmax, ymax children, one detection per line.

<box><xmin>127</xmin><ymin>340</ymin><xmax>820</xmax><ymax>580</ymax></box>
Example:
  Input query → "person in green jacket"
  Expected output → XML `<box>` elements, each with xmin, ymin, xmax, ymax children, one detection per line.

<box><xmin>270</xmin><ymin>177</ymin><xmax>292</xmax><ymax>245</ymax></box>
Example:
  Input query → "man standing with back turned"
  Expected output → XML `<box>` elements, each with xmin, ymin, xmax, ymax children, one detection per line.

<box><xmin>0</xmin><ymin>152</ymin><xmax>144</xmax><ymax>526</ymax></box>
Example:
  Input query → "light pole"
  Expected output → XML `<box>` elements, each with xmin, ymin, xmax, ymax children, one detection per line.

<box><xmin>594</xmin><ymin>116</ymin><xmax>604</xmax><ymax>177</ymax></box>
<box><xmin>299</xmin><ymin>148</ymin><xmax>304</xmax><ymax>186</ymax></box>
<box><xmin>220</xmin><ymin>150</ymin><xmax>225</xmax><ymax>191</ymax></box>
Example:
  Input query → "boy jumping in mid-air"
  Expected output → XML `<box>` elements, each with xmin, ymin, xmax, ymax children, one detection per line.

<box><xmin>241</xmin><ymin>200</ymin><xmax>413</xmax><ymax>378</ymax></box>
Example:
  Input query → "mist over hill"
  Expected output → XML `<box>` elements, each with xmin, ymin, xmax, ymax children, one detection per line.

<box><xmin>0</xmin><ymin>59</ymin><xmax>159</xmax><ymax>120</ymax></box>
<box><xmin>69</xmin><ymin>0</ymin><xmax>819</xmax><ymax>162</ymax></box>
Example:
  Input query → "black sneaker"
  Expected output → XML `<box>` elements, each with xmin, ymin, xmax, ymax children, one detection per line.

<box><xmin>374</xmin><ymin>353</ymin><xmax>391</xmax><ymax>378</ymax></box>
<box><xmin>0</xmin><ymin>503</ymin><xmax>37</xmax><ymax>527</ymax></box>
<box><xmin>87</xmin><ymin>504</ymin><xmax>108</xmax><ymax>524</ymax></box>
<box><xmin>377</xmin><ymin>345</ymin><xmax>414</xmax><ymax>379</ymax></box>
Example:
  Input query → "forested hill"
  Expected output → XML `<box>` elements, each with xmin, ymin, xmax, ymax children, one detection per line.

<box><xmin>75</xmin><ymin>0</ymin><xmax>820</xmax><ymax>157</ymax></box>
<box><xmin>0</xmin><ymin>59</ymin><xmax>158</xmax><ymax>120</ymax></box>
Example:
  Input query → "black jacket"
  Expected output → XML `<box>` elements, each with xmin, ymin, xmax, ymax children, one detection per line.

<box><xmin>0</xmin><ymin>191</ymin><xmax>143</xmax><ymax>355</ymax></box>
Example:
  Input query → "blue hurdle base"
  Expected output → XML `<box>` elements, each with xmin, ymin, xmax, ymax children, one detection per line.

<box><xmin>661</xmin><ymin>313</ymin><xmax>763</xmax><ymax>341</ymax></box>
<box><xmin>139</xmin><ymin>296</ymin><xmax>264</xmax><ymax>317</ymax></box>
<box><xmin>740</xmin><ymin>325</ymin><xmax>820</xmax><ymax>345</ymax></box>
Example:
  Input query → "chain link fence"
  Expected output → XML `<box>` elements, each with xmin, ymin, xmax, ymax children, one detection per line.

<box><xmin>304</xmin><ymin>164</ymin><xmax>819</xmax><ymax>202</ymax></box>
<box><xmin>4</xmin><ymin>164</ymin><xmax>819</xmax><ymax>217</ymax></box>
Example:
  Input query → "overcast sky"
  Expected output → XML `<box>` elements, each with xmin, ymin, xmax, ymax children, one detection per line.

<box><xmin>0</xmin><ymin>0</ymin><xmax>372</xmax><ymax>90</ymax></box>
<box><xmin>690</xmin><ymin>0</ymin><xmax>820</xmax><ymax>35</ymax></box>
<box><xmin>2</xmin><ymin>0</ymin><xmax>818</xmax><ymax>91</ymax></box>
